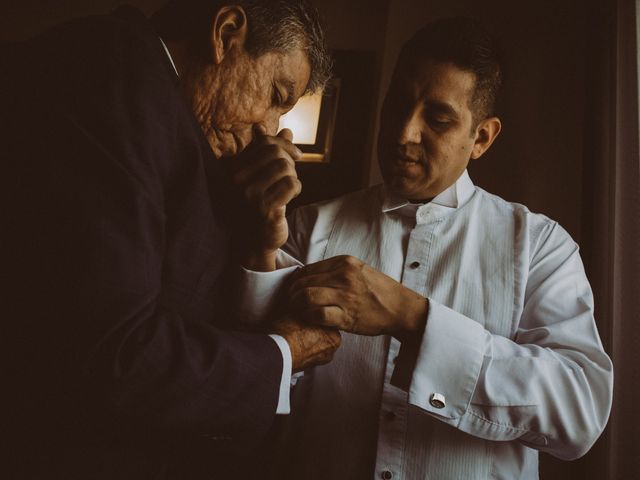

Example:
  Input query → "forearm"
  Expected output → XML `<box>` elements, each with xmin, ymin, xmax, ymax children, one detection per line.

<box><xmin>84</xmin><ymin>308</ymin><xmax>283</xmax><ymax>441</ymax></box>
<box><xmin>241</xmin><ymin>250</ymin><xmax>277</xmax><ymax>272</ymax></box>
<box><xmin>395</xmin><ymin>300</ymin><xmax>613</xmax><ymax>460</ymax></box>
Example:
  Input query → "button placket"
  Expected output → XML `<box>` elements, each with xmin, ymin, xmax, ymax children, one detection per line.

<box><xmin>375</xmin><ymin>384</ymin><xmax>407</xmax><ymax>480</ymax></box>
<box><xmin>402</xmin><ymin>224</ymin><xmax>433</xmax><ymax>297</ymax></box>
<box><xmin>376</xmin><ymin>339</ymin><xmax>408</xmax><ymax>480</ymax></box>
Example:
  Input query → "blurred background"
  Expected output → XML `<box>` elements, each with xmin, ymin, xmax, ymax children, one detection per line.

<box><xmin>2</xmin><ymin>1</ymin><xmax>638</xmax><ymax>478</ymax></box>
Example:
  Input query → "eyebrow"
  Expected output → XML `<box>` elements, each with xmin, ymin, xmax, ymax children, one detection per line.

<box><xmin>424</xmin><ymin>100</ymin><xmax>460</xmax><ymax>119</ymax></box>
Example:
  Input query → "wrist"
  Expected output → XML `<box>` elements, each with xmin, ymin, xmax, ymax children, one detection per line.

<box><xmin>396</xmin><ymin>295</ymin><xmax>428</xmax><ymax>344</ymax></box>
<box><xmin>242</xmin><ymin>250</ymin><xmax>278</xmax><ymax>272</ymax></box>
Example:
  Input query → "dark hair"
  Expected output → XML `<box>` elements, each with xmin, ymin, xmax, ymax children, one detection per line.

<box><xmin>402</xmin><ymin>16</ymin><xmax>503</xmax><ymax>125</ymax></box>
<box><xmin>153</xmin><ymin>0</ymin><xmax>332</xmax><ymax>93</ymax></box>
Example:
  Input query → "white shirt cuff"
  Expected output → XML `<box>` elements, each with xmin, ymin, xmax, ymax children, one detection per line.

<box><xmin>237</xmin><ymin>250</ymin><xmax>303</xmax><ymax>324</ymax></box>
<box><xmin>407</xmin><ymin>300</ymin><xmax>485</xmax><ymax>421</ymax></box>
<box><xmin>275</xmin><ymin>249</ymin><xmax>304</xmax><ymax>269</ymax></box>
<box><xmin>268</xmin><ymin>334</ymin><xmax>293</xmax><ymax>415</ymax></box>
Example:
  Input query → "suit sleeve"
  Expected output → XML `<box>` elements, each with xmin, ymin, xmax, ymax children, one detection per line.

<box><xmin>2</xmin><ymin>35</ymin><xmax>284</xmax><ymax>449</ymax></box>
<box><xmin>62</xmin><ymin>112</ymin><xmax>286</xmax><ymax>444</ymax></box>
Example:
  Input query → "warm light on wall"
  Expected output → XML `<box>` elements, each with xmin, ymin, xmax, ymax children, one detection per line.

<box><xmin>278</xmin><ymin>91</ymin><xmax>323</xmax><ymax>145</ymax></box>
<box><xmin>275</xmin><ymin>78</ymin><xmax>340</xmax><ymax>163</ymax></box>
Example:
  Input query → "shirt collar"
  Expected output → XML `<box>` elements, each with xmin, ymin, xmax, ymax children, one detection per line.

<box><xmin>381</xmin><ymin>170</ymin><xmax>475</xmax><ymax>216</ymax></box>
<box><xmin>159</xmin><ymin>37</ymin><xmax>179</xmax><ymax>77</ymax></box>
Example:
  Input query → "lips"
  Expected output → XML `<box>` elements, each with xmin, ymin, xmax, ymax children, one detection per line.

<box><xmin>396</xmin><ymin>155</ymin><xmax>420</xmax><ymax>165</ymax></box>
<box><xmin>389</xmin><ymin>153</ymin><xmax>424</xmax><ymax>171</ymax></box>
<box><xmin>384</xmin><ymin>144</ymin><xmax>423</xmax><ymax>164</ymax></box>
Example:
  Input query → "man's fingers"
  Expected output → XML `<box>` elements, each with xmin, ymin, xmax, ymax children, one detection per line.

<box><xmin>252</xmin><ymin>132</ymin><xmax>301</xmax><ymax>161</ymax></box>
<box><xmin>291</xmin><ymin>255</ymin><xmax>364</xmax><ymax>282</ymax></box>
<box><xmin>271</xmin><ymin>129</ymin><xmax>301</xmax><ymax>160</ymax></box>
<box><xmin>288</xmin><ymin>270</ymin><xmax>348</xmax><ymax>297</ymax></box>
<box><xmin>263</xmin><ymin>175</ymin><xmax>302</xmax><ymax>210</ymax></box>
<box><xmin>301</xmin><ymin>306</ymin><xmax>347</xmax><ymax>330</ymax></box>
<box><xmin>311</xmin><ymin>329</ymin><xmax>342</xmax><ymax>366</ymax></box>
<box><xmin>233</xmin><ymin>144</ymin><xmax>297</xmax><ymax>184</ymax></box>
<box><xmin>290</xmin><ymin>285</ymin><xmax>345</xmax><ymax>311</ymax></box>
<box><xmin>325</xmin><ymin>327</ymin><xmax>342</xmax><ymax>347</ymax></box>
<box><xmin>254</xmin><ymin>123</ymin><xmax>268</xmax><ymax>137</ymax></box>
<box><xmin>275</xmin><ymin>318</ymin><xmax>343</xmax><ymax>371</ymax></box>
<box><xmin>240</xmin><ymin>157</ymin><xmax>297</xmax><ymax>200</ymax></box>
<box><xmin>277</xmin><ymin>128</ymin><xmax>294</xmax><ymax>143</ymax></box>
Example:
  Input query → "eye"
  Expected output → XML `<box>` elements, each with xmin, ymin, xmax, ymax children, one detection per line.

<box><xmin>426</xmin><ymin>115</ymin><xmax>452</xmax><ymax>130</ymax></box>
<box><xmin>272</xmin><ymin>85</ymin><xmax>283</xmax><ymax>107</ymax></box>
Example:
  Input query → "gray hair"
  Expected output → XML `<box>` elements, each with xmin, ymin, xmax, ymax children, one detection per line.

<box><xmin>153</xmin><ymin>0</ymin><xmax>332</xmax><ymax>93</ymax></box>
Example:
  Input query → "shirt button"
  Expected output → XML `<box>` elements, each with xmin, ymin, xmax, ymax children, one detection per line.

<box><xmin>409</xmin><ymin>261</ymin><xmax>420</xmax><ymax>269</ymax></box>
<box><xmin>429</xmin><ymin>393</ymin><xmax>446</xmax><ymax>409</ymax></box>
<box><xmin>381</xmin><ymin>470</ymin><xmax>394</xmax><ymax>479</ymax></box>
<box><xmin>384</xmin><ymin>410</ymin><xmax>397</xmax><ymax>420</ymax></box>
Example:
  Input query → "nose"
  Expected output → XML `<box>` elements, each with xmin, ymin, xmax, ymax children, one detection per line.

<box><xmin>261</xmin><ymin>111</ymin><xmax>281</xmax><ymax>136</ymax></box>
<box><xmin>397</xmin><ymin>107</ymin><xmax>422</xmax><ymax>145</ymax></box>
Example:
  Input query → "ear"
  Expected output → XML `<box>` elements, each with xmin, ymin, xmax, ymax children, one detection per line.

<box><xmin>471</xmin><ymin>117</ymin><xmax>502</xmax><ymax>159</ymax></box>
<box><xmin>210</xmin><ymin>6</ymin><xmax>248</xmax><ymax>64</ymax></box>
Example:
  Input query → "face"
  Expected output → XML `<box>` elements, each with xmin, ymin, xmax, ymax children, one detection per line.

<box><xmin>187</xmin><ymin>47</ymin><xmax>311</xmax><ymax>158</ymax></box>
<box><xmin>378</xmin><ymin>58</ymin><xmax>480</xmax><ymax>201</ymax></box>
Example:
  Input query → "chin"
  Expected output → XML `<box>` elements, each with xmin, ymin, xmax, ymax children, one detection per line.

<box><xmin>385</xmin><ymin>176</ymin><xmax>418</xmax><ymax>197</ymax></box>
<box><xmin>387</xmin><ymin>172</ymin><xmax>440</xmax><ymax>200</ymax></box>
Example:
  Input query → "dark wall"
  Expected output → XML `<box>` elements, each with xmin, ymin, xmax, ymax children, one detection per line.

<box><xmin>370</xmin><ymin>0</ymin><xmax>589</xmax><ymax>245</ymax></box>
<box><xmin>0</xmin><ymin>0</ymin><xmax>162</xmax><ymax>42</ymax></box>
<box><xmin>2</xmin><ymin>2</ymin><xmax>607</xmax><ymax>478</ymax></box>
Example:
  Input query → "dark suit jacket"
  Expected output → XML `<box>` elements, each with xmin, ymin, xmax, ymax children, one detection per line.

<box><xmin>1</xmin><ymin>6</ymin><xmax>282</xmax><ymax>479</ymax></box>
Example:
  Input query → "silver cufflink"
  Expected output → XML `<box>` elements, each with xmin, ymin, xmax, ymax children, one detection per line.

<box><xmin>429</xmin><ymin>392</ymin><xmax>446</xmax><ymax>409</ymax></box>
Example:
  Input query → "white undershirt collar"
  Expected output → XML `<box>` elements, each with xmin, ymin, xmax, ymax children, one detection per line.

<box><xmin>382</xmin><ymin>170</ymin><xmax>475</xmax><ymax>216</ymax></box>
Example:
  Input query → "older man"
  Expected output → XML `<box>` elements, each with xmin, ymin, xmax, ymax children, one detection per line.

<box><xmin>241</xmin><ymin>17</ymin><xmax>613</xmax><ymax>479</ymax></box>
<box><xmin>1</xmin><ymin>1</ymin><xmax>339</xmax><ymax>478</ymax></box>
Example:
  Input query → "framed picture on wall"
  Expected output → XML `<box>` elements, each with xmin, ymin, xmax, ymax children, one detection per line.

<box><xmin>285</xmin><ymin>49</ymin><xmax>378</xmax><ymax>208</ymax></box>
<box><xmin>278</xmin><ymin>77</ymin><xmax>340</xmax><ymax>163</ymax></box>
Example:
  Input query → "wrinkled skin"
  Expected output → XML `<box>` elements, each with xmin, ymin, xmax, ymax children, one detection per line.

<box><xmin>166</xmin><ymin>7</ymin><xmax>339</xmax><ymax>370</ymax></box>
<box><xmin>272</xmin><ymin>317</ymin><xmax>342</xmax><ymax>372</ymax></box>
<box><xmin>178</xmin><ymin>30</ymin><xmax>311</xmax><ymax>270</ymax></box>
<box><xmin>185</xmin><ymin>47</ymin><xmax>311</xmax><ymax>158</ymax></box>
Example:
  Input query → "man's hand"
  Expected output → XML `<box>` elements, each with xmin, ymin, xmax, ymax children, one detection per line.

<box><xmin>226</xmin><ymin>128</ymin><xmax>302</xmax><ymax>271</ymax></box>
<box><xmin>272</xmin><ymin>318</ymin><xmax>341</xmax><ymax>372</ymax></box>
<box><xmin>288</xmin><ymin>255</ymin><xmax>429</xmax><ymax>342</ymax></box>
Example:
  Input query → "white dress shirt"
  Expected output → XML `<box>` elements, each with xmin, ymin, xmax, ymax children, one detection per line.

<box><xmin>159</xmin><ymin>36</ymin><xmax>293</xmax><ymax>414</ymax></box>
<box><xmin>239</xmin><ymin>170</ymin><xmax>613</xmax><ymax>479</ymax></box>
